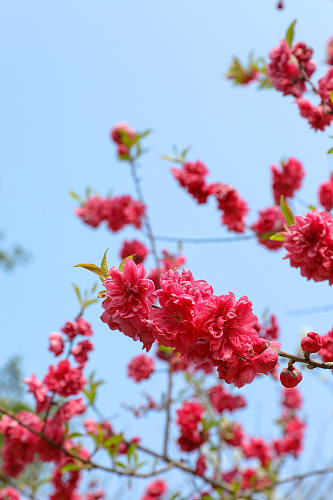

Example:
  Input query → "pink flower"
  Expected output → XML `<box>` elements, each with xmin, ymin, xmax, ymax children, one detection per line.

<box><xmin>103</xmin><ymin>196</ymin><xmax>146</xmax><ymax>232</ymax></box>
<box><xmin>24</xmin><ymin>374</ymin><xmax>52</xmax><ymax>414</ymax></box>
<box><xmin>267</xmin><ymin>40</ymin><xmax>315</xmax><ymax>97</ymax></box>
<box><xmin>221</xmin><ymin>422</ymin><xmax>244</xmax><ymax>447</ymax></box>
<box><xmin>208</xmin><ymin>384</ymin><xmax>246</xmax><ymax>413</ymax></box>
<box><xmin>110</xmin><ymin>122</ymin><xmax>136</xmax><ymax>146</ymax></box>
<box><xmin>320</xmin><ymin>328</ymin><xmax>333</xmax><ymax>361</ymax></box>
<box><xmin>0</xmin><ymin>487</ymin><xmax>21</xmax><ymax>500</ymax></box>
<box><xmin>242</xmin><ymin>437</ymin><xmax>272</xmax><ymax>467</ymax></box>
<box><xmin>301</xmin><ymin>331</ymin><xmax>322</xmax><ymax>353</ymax></box>
<box><xmin>212</xmin><ymin>183</ymin><xmax>249</xmax><ymax>233</ymax></box>
<box><xmin>43</xmin><ymin>360</ymin><xmax>86</xmax><ymax>397</ymax></box>
<box><xmin>72</xmin><ymin>339</ymin><xmax>94</xmax><ymax>365</ymax></box>
<box><xmin>145</xmin><ymin>479</ymin><xmax>168</xmax><ymax>497</ymax></box>
<box><xmin>318</xmin><ymin>68</ymin><xmax>333</xmax><ymax>110</ymax></box>
<box><xmin>61</xmin><ymin>318</ymin><xmax>93</xmax><ymax>340</ymax></box>
<box><xmin>55</xmin><ymin>398</ymin><xmax>85</xmax><ymax>423</ymax></box>
<box><xmin>101</xmin><ymin>258</ymin><xmax>156</xmax><ymax>350</ymax></box>
<box><xmin>195</xmin><ymin>293</ymin><xmax>258</xmax><ymax>363</ymax></box>
<box><xmin>75</xmin><ymin>196</ymin><xmax>107</xmax><ymax>228</ymax></box>
<box><xmin>171</xmin><ymin>161</ymin><xmax>212</xmax><ymax>204</ymax></box>
<box><xmin>150</xmin><ymin>268</ymin><xmax>213</xmax><ymax>354</ymax></box>
<box><xmin>127</xmin><ymin>354</ymin><xmax>155</xmax><ymax>382</ymax></box>
<box><xmin>318</xmin><ymin>173</ymin><xmax>333</xmax><ymax>211</ymax></box>
<box><xmin>120</xmin><ymin>239</ymin><xmax>149</xmax><ymax>264</ymax></box>
<box><xmin>282</xmin><ymin>387</ymin><xmax>303</xmax><ymax>410</ymax></box>
<box><xmin>48</xmin><ymin>332</ymin><xmax>64</xmax><ymax>356</ymax></box>
<box><xmin>195</xmin><ymin>455</ymin><xmax>207</xmax><ymax>476</ymax></box>
<box><xmin>296</xmin><ymin>98</ymin><xmax>333</xmax><ymax>131</ymax></box>
<box><xmin>148</xmin><ymin>249</ymin><xmax>186</xmax><ymax>289</ymax></box>
<box><xmin>270</xmin><ymin>157</ymin><xmax>305</xmax><ymax>205</ymax></box>
<box><xmin>283</xmin><ymin>210</ymin><xmax>333</xmax><ymax>284</ymax></box>
<box><xmin>176</xmin><ymin>401</ymin><xmax>206</xmax><ymax>452</ymax></box>
<box><xmin>251</xmin><ymin>206</ymin><xmax>286</xmax><ymax>250</ymax></box>
<box><xmin>326</xmin><ymin>37</ymin><xmax>333</xmax><ymax>66</ymax></box>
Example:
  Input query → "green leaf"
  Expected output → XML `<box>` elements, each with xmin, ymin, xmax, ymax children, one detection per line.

<box><xmin>69</xmin><ymin>190</ymin><xmax>83</xmax><ymax>203</ymax></box>
<box><xmin>60</xmin><ymin>463</ymin><xmax>82</xmax><ymax>474</ymax></box>
<box><xmin>327</xmin><ymin>147</ymin><xmax>333</xmax><ymax>154</ymax></box>
<box><xmin>330</xmin><ymin>92</ymin><xmax>333</xmax><ymax>105</ymax></box>
<box><xmin>74</xmin><ymin>263</ymin><xmax>107</xmax><ymax>281</ymax></box>
<box><xmin>285</xmin><ymin>20</ymin><xmax>296</xmax><ymax>47</ymax></box>
<box><xmin>119</xmin><ymin>255</ymin><xmax>134</xmax><ymax>272</ymax></box>
<box><xmin>84</xmin><ymin>299</ymin><xmax>98</xmax><ymax>307</ymax></box>
<box><xmin>72</xmin><ymin>284</ymin><xmax>82</xmax><ymax>304</ymax></box>
<box><xmin>68</xmin><ymin>432</ymin><xmax>83</xmax><ymax>439</ymax></box>
<box><xmin>280</xmin><ymin>195</ymin><xmax>295</xmax><ymax>225</ymax></box>
<box><xmin>100</xmin><ymin>249</ymin><xmax>109</xmax><ymax>276</ymax></box>
<box><xmin>269</xmin><ymin>233</ymin><xmax>285</xmax><ymax>241</ymax></box>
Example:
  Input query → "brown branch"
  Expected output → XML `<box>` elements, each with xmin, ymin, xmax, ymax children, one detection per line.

<box><xmin>163</xmin><ymin>362</ymin><xmax>173</xmax><ymax>456</ymax></box>
<box><xmin>274</xmin><ymin>349</ymin><xmax>333</xmax><ymax>370</ymax></box>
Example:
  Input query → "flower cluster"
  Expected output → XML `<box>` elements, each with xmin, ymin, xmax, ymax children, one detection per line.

<box><xmin>208</xmin><ymin>384</ymin><xmax>246</xmax><ymax>413</ymax></box>
<box><xmin>120</xmin><ymin>239</ymin><xmax>149</xmax><ymax>264</ymax></box>
<box><xmin>270</xmin><ymin>157</ymin><xmax>305</xmax><ymax>205</ymax></box>
<box><xmin>318</xmin><ymin>173</ymin><xmax>333</xmax><ymax>211</ymax></box>
<box><xmin>75</xmin><ymin>195</ymin><xmax>146</xmax><ymax>232</ymax></box>
<box><xmin>251</xmin><ymin>206</ymin><xmax>286</xmax><ymax>250</ymax></box>
<box><xmin>110</xmin><ymin>122</ymin><xmax>137</xmax><ymax>158</ymax></box>
<box><xmin>176</xmin><ymin>401</ymin><xmax>206</xmax><ymax>452</ymax></box>
<box><xmin>139</xmin><ymin>479</ymin><xmax>168</xmax><ymax>500</ymax></box>
<box><xmin>171</xmin><ymin>160</ymin><xmax>249</xmax><ymax>233</ymax></box>
<box><xmin>283</xmin><ymin>210</ymin><xmax>333</xmax><ymax>284</ymax></box>
<box><xmin>127</xmin><ymin>354</ymin><xmax>155</xmax><ymax>382</ymax></box>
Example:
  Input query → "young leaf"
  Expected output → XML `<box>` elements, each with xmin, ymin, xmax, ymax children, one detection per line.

<box><xmin>60</xmin><ymin>463</ymin><xmax>82</xmax><ymax>474</ymax></box>
<box><xmin>285</xmin><ymin>20</ymin><xmax>296</xmax><ymax>47</ymax></box>
<box><xmin>74</xmin><ymin>263</ymin><xmax>107</xmax><ymax>281</ymax></box>
<box><xmin>280</xmin><ymin>195</ymin><xmax>295</xmax><ymax>225</ymax></box>
<box><xmin>69</xmin><ymin>190</ymin><xmax>83</xmax><ymax>203</ymax></box>
<box><xmin>72</xmin><ymin>284</ymin><xmax>82</xmax><ymax>304</ymax></box>
<box><xmin>327</xmin><ymin>147</ymin><xmax>333</xmax><ymax>154</ymax></box>
<box><xmin>119</xmin><ymin>255</ymin><xmax>134</xmax><ymax>272</ymax></box>
<box><xmin>269</xmin><ymin>233</ymin><xmax>285</xmax><ymax>241</ymax></box>
<box><xmin>100</xmin><ymin>249</ymin><xmax>109</xmax><ymax>276</ymax></box>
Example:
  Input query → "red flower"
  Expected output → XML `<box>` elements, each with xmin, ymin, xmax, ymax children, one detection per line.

<box><xmin>318</xmin><ymin>173</ymin><xmax>333</xmax><ymax>211</ymax></box>
<box><xmin>43</xmin><ymin>360</ymin><xmax>86</xmax><ymax>397</ymax></box>
<box><xmin>280</xmin><ymin>366</ymin><xmax>303</xmax><ymax>388</ymax></box>
<box><xmin>301</xmin><ymin>332</ymin><xmax>322</xmax><ymax>353</ymax></box>
<box><xmin>171</xmin><ymin>161</ymin><xmax>211</xmax><ymax>204</ymax></box>
<box><xmin>251</xmin><ymin>206</ymin><xmax>286</xmax><ymax>250</ymax></box>
<box><xmin>270</xmin><ymin>157</ymin><xmax>305</xmax><ymax>205</ymax></box>
<box><xmin>120</xmin><ymin>239</ymin><xmax>148</xmax><ymax>264</ymax></box>
<box><xmin>296</xmin><ymin>99</ymin><xmax>333</xmax><ymax>131</ymax></box>
<box><xmin>127</xmin><ymin>354</ymin><xmax>155</xmax><ymax>382</ymax></box>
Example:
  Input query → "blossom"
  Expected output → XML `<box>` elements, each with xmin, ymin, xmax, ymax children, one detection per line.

<box><xmin>296</xmin><ymin>98</ymin><xmax>333</xmax><ymax>131</ymax></box>
<box><xmin>221</xmin><ymin>422</ymin><xmax>243</xmax><ymax>447</ymax></box>
<box><xmin>104</xmin><ymin>196</ymin><xmax>146</xmax><ymax>232</ymax></box>
<box><xmin>150</xmin><ymin>268</ymin><xmax>213</xmax><ymax>354</ymax></box>
<box><xmin>120</xmin><ymin>239</ymin><xmax>148</xmax><ymax>264</ymax></box>
<box><xmin>242</xmin><ymin>437</ymin><xmax>272</xmax><ymax>467</ymax></box>
<box><xmin>48</xmin><ymin>332</ymin><xmax>64</xmax><ymax>356</ymax></box>
<box><xmin>282</xmin><ymin>387</ymin><xmax>302</xmax><ymax>410</ymax></box>
<box><xmin>195</xmin><ymin>455</ymin><xmax>207</xmax><ymax>476</ymax></box>
<box><xmin>0</xmin><ymin>488</ymin><xmax>21</xmax><ymax>500</ymax></box>
<box><xmin>319</xmin><ymin>327</ymin><xmax>333</xmax><ymax>362</ymax></box>
<box><xmin>283</xmin><ymin>210</ymin><xmax>333</xmax><ymax>284</ymax></box>
<box><xmin>318</xmin><ymin>173</ymin><xmax>333</xmax><ymax>211</ymax></box>
<box><xmin>75</xmin><ymin>196</ymin><xmax>107</xmax><ymax>228</ymax></box>
<box><xmin>267</xmin><ymin>40</ymin><xmax>315</xmax><ymax>97</ymax></box>
<box><xmin>208</xmin><ymin>384</ymin><xmax>246</xmax><ymax>413</ymax></box>
<box><xmin>127</xmin><ymin>354</ymin><xmax>155</xmax><ymax>382</ymax></box>
<box><xmin>55</xmin><ymin>398</ymin><xmax>85</xmax><ymax>423</ymax></box>
<box><xmin>110</xmin><ymin>122</ymin><xmax>136</xmax><ymax>145</ymax></box>
<box><xmin>145</xmin><ymin>479</ymin><xmax>168</xmax><ymax>497</ymax></box>
<box><xmin>71</xmin><ymin>339</ymin><xmax>94</xmax><ymax>365</ymax></box>
<box><xmin>326</xmin><ymin>37</ymin><xmax>333</xmax><ymax>66</ymax></box>
<box><xmin>61</xmin><ymin>318</ymin><xmax>93</xmax><ymax>340</ymax></box>
<box><xmin>318</xmin><ymin>67</ymin><xmax>333</xmax><ymax>110</ymax></box>
<box><xmin>171</xmin><ymin>161</ymin><xmax>212</xmax><ymax>204</ymax></box>
<box><xmin>176</xmin><ymin>401</ymin><xmax>206</xmax><ymax>452</ymax></box>
<box><xmin>270</xmin><ymin>157</ymin><xmax>305</xmax><ymax>205</ymax></box>
<box><xmin>301</xmin><ymin>331</ymin><xmax>322</xmax><ymax>353</ymax></box>
<box><xmin>211</xmin><ymin>183</ymin><xmax>249</xmax><ymax>233</ymax></box>
<box><xmin>280</xmin><ymin>366</ymin><xmax>303</xmax><ymax>388</ymax></box>
<box><xmin>101</xmin><ymin>258</ymin><xmax>156</xmax><ymax>350</ymax></box>
<box><xmin>24</xmin><ymin>374</ymin><xmax>51</xmax><ymax>413</ymax></box>
<box><xmin>251</xmin><ymin>206</ymin><xmax>286</xmax><ymax>250</ymax></box>
<box><xmin>43</xmin><ymin>360</ymin><xmax>86</xmax><ymax>397</ymax></box>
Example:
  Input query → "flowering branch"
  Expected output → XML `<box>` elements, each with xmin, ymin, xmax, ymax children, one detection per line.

<box><xmin>275</xmin><ymin>348</ymin><xmax>333</xmax><ymax>370</ymax></box>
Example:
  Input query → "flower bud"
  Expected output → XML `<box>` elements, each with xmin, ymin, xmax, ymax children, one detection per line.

<box><xmin>301</xmin><ymin>332</ymin><xmax>322</xmax><ymax>353</ymax></box>
<box><xmin>280</xmin><ymin>366</ymin><xmax>303</xmax><ymax>388</ymax></box>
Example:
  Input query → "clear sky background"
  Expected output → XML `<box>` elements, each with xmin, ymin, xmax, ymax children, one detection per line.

<box><xmin>2</xmin><ymin>0</ymin><xmax>333</xmax><ymax>497</ymax></box>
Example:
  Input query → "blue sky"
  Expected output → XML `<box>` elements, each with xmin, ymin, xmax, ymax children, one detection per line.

<box><xmin>1</xmin><ymin>0</ymin><xmax>333</xmax><ymax>497</ymax></box>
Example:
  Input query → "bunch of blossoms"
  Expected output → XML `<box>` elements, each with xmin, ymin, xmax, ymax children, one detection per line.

<box><xmin>267</xmin><ymin>39</ymin><xmax>316</xmax><ymax>97</ymax></box>
<box><xmin>318</xmin><ymin>172</ymin><xmax>333</xmax><ymax>211</ymax></box>
<box><xmin>283</xmin><ymin>209</ymin><xmax>333</xmax><ymax>284</ymax></box>
<box><xmin>171</xmin><ymin>158</ymin><xmax>249</xmax><ymax>233</ymax></box>
<box><xmin>176</xmin><ymin>401</ymin><xmax>206</xmax><ymax>452</ymax></box>
<box><xmin>99</xmin><ymin>257</ymin><xmax>280</xmax><ymax>388</ymax></box>
<box><xmin>139</xmin><ymin>479</ymin><xmax>168</xmax><ymax>500</ymax></box>
<box><xmin>75</xmin><ymin>194</ymin><xmax>146</xmax><ymax>232</ymax></box>
<box><xmin>147</xmin><ymin>249</ymin><xmax>186</xmax><ymax>289</ymax></box>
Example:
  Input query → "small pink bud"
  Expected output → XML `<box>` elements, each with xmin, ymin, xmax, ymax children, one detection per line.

<box><xmin>301</xmin><ymin>332</ymin><xmax>322</xmax><ymax>353</ymax></box>
<box><xmin>280</xmin><ymin>366</ymin><xmax>303</xmax><ymax>388</ymax></box>
<box><xmin>48</xmin><ymin>332</ymin><xmax>64</xmax><ymax>356</ymax></box>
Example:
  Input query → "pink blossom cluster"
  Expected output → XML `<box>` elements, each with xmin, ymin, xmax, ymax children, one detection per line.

<box><xmin>120</xmin><ymin>239</ymin><xmax>149</xmax><ymax>264</ymax></box>
<box><xmin>267</xmin><ymin>40</ymin><xmax>315</xmax><ymax>97</ymax></box>
<box><xmin>326</xmin><ymin>37</ymin><xmax>333</xmax><ymax>66</ymax></box>
<box><xmin>101</xmin><ymin>260</ymin><xmax>279</xmax><ymax>387</ymax></box>
<box><xmin>75</xmin><ymin>194</ymin><xmax>146</xmax><ymax>232</ymax></box>
<box><xmin>251</xmin><ymin>206</ymin><xmax>286</xmax><ymax>250</ymax></box>
<box><xmin>255</xmin><ymin>314</ymin><xmax>280</xmax><ymax>341</ymax></box>
<box><xmin>283</xmin><ymin>209</ymin><xmax>333</xmax><ymax>284</ymax></box>
<box><xmin>273</xmin><ymin>389</ymin><xmax>305</xmax><ymax>458</ymax></box>
<box><xmin>270</xmin><ymin>157</ymin><xmax>305</xmax><ymax>205</ymax></box>
<box><xmin>110</xmin><ymin>122</ymin><xmax>137</xmax><ymax>158</ymax></box>
<box><xmin>171</xmin><ymin>161</ymin><xmax>249</xmax><ymax>233</ymax></box>
<box><xmin>176</xmin><ymin>401</ymin><xmax>206</xmax><ymax>452</ymax></box>
<box><xmin>127</xmin><ymin>354</ymin><xmax>155</xmax><ymax>382</ymax></box>
<box><xmin>319</xmin><ymin>327</ymin><xmax>333</xmax><ymax>362</ymax></box>
<box><xmin>221</xmin><ymin>467</ymin><xmax>271</xmax><ymax>492</ymax></box>
<box><xmin>208</xmin><ymin>384</ymin><xmax>246</xmax><ymax>413</ymax></box>
<box><xmin>148</xmin><ymin>249</ymin><xmax>186</xmax><ymax>289</ymax></box>
<box><xmin>318</xmin><ymin>173</ymin><xmax>333</xmax><ymax>211</ymax></box>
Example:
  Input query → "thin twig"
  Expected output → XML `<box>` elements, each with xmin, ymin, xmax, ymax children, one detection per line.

<box><xmin>274</xmin><ymin>349</ymin><xmax>333</xmax><ymax>370</ymax></box>
<box><xmin>163</xmin><ymin>362</ymin><xmax>173</xmax><ymax>456</ymax></box>
<box><xmin>154</xmin><ymin>233</ymin><xmax>256</xmax><ymax>244</ymax></box>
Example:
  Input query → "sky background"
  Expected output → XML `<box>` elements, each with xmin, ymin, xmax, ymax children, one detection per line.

<box><xmin>2</xmin><ymin>0</ymin><xmax>333</xmax><ymax>497</ymax></box>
